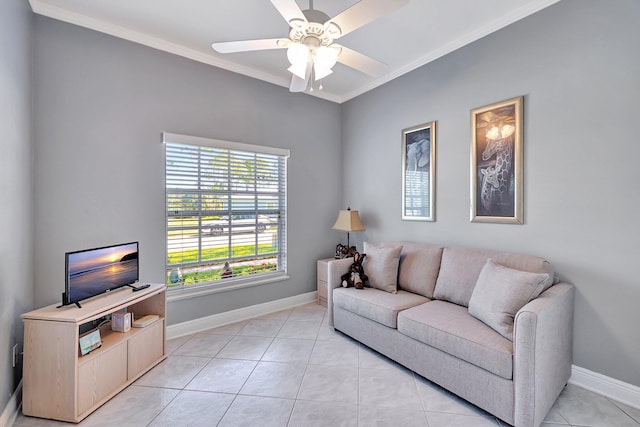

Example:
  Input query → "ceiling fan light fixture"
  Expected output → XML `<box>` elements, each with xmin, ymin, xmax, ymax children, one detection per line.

<box><xmin>313</xmin><ymin>45</ymin><xmax>339</xmax><ymax>80</ymax></box>
<box><xmin>316</xmin><ymin>45</ymin><xmax>339</xmax><ymax>67</ymax></box>
<box><xmin>288</xmin><ymin>62</ymin><xmax>308</xmax><ymax>79</ymax></box>
<box><xmin>287</xmin><ymin>43</ymin><xmax>308</xmax><ymax>64</ymax></box>
<box><xmin>287</xmin><ymin>43</ymin><xmax>309</xmax><ymax>79</ymax></box>
<box><xmin>314</xmin><ymin>65</ymin><xmax>333</xmax><ymax>80</ymax></box>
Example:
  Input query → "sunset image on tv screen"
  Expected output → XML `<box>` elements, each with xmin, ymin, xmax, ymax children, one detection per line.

<box><xmin>67</xmin><ymin>242</ymin><xmax>138</xmax><ymax>302</ymax></box>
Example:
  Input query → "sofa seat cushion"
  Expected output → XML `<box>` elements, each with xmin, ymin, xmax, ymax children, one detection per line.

<box><xmin>333</xmin><ymin>287</ymin><xmax>430</xmax><ymax>328</ymax></box>
<box><xmin>397</xmin><ymin>300</ymin><xmax>514</xmax><ymax>379</ymax></box>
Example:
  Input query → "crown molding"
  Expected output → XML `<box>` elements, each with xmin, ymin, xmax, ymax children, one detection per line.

<box><xmin>30</xmin><ymin>0</ymin><xmax>560</xmax><ymax>105</ymax></box>
<box><xmin>28</xmin><ymin>0</ymin><xmax>342</xmax><ymax>104</ymax></box>
<box><xmin>339</xmin><ymin>0</ymin><xmax>563</xmax><ymax>103</ymax></box>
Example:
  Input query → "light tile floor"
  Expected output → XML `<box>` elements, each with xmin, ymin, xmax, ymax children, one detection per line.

<box><xmin>14</xmin><ymin>303</ymin><xmax>640</xmax><ymax>427</ymax></box>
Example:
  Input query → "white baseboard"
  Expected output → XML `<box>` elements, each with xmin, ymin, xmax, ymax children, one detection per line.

<box><xmin>166</xmin><ymin>291</ymin><xmax>317</xmax><ymax>339</ymax></box>
<box><xmin>569</xmin><ymin>365</ymin><xmax>640</xmax><ymax>410</ymax></box>
<box><xmin>0</xmin><ymin>380</ymin><xmax>22</xmax><ymax>427</ymax></box>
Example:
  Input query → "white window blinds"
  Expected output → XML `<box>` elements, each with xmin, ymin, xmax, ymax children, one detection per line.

<box><xmin>163</xmin><ymin>132</ymin><xmax>288</xmax><ymax>289</ymax></box>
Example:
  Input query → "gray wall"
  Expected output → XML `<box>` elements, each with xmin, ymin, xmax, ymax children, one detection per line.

<box><xmin>32</xmin><ymin>17</ymin><xmax>342</xmax><ymax>324</ymax></box>
<box><xmin>0</xmin><ymin>0</ymin><xmax>34</xmax><ymax>410</ymax></box>
<box><xmin>341</xmin><ymin>0</ymin><xmax>640</xmax><ymax>386</ymax></box>
<box><xmin>15</xmin><ymin>0</ymin><xmax>639</xmax><ymax>408</ymax></box>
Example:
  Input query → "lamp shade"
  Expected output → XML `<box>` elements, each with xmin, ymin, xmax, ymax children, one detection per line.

<box><xmin>332</xmin><ymin>209</ymin><xmax>365</xmax><ymax>232</ymax></box>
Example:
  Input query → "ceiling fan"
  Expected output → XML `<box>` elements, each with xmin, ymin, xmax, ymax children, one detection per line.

<box><xmin>211</xmin><ymin>0</ymin><xmax>409</xmax><ymax>92</ymax></box>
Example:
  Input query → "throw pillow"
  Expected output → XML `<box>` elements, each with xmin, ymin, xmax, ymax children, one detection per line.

<box><xmin>468</xmin><ymin>259</ymin><xmax>550</xmax><ymax>341</ymax></box>
<box><xmin>363</xmin><ymin>242</ymin><xmax>403</xmax><ymax>294</ymax></box>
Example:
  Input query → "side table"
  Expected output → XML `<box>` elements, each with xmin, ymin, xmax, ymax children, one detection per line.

<box><xmin>317</xmin><ymin>258</ymin><xmax>337</xmax><ymax>307</ymax></box>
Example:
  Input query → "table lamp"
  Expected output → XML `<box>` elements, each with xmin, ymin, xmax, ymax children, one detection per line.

<box><xmin>332</xmin><ymin>207</ymin><xmax>365</xmax><ymax>250</ymax></box>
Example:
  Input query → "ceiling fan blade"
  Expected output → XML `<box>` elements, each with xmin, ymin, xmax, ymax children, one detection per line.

<box><xmin>327</xmin><ymin>0</ymin><xmax>409</xmax><ymax>38</ymax></box>
<box><xmin>289</xmin><ymin>74</ymin><xmax>308</xmax><ymax>92</ymax></box>
<box><xmin>212</xmin><ymin>38</ymin><xmax>289</xmax><ymax>53</ymax></box>
<box><xmin>334</xmin><ymin>44</ymin><xmax>387</xmax><ymax>77</ymax></box>
<box><xmin>270</xmin><ymin>0</ymin><xmax>307</xmax><ymax>26</ymax></box>
<box><xmin>289</xmin><ymin>59</ymin><xmax>312</xmax><ymax>92</ymax></box>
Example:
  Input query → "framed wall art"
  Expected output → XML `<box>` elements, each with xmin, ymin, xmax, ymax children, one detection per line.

<box><xmin>470</xmin><ymin>96</ymin><xmax>523</xmax><ymax>223</ymax></box>
<box><xmin>402</xmin><ymin>121</ymin><xmax>436</xmax><ymax>221</ymax></box>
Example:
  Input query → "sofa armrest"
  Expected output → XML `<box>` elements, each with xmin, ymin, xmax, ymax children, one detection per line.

<box><xmin>513</xmin><ymin>282</ymin><xmax>575</xmax><ymax>427</ymax></box>
<box><xmin>326</xmin><ymin>257</ymin><xmax>353</xmax><ymax>327</ymax></box>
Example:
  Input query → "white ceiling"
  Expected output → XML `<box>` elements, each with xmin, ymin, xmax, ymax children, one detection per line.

<box><xmin>29</xmin><ymin>0</ymin><xmax>561</xmax><ymax>104</ymax></box>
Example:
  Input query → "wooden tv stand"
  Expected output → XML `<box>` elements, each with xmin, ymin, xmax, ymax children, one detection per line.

<box><xmin>21</xmin><ymin>283</ymin><xmax>167</xmax><ymax>423</ymax></box>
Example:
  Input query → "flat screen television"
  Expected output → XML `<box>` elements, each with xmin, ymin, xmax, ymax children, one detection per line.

<box><xmin>63</xmin><ymin>242</ymin><xmax>139</xmax><ymax>308</ymax></box>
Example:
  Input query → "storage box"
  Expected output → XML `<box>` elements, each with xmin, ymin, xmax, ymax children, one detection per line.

<box><xmin>111</xmin><ymin>312</ymin><xmax>131</xmax><ymax>332</ymax></box>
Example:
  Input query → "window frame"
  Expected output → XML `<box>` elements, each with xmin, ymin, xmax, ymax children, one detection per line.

<box><xmin>163</xmin><ymin>132</ymin><xmax>289</xmax><ymax>300</ymax></box>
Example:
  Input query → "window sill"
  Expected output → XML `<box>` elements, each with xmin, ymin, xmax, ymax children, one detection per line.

<box><xmin>166</xmin><ymin>272</ymin><xmax>290</xmax><ymax>303</ymax></box>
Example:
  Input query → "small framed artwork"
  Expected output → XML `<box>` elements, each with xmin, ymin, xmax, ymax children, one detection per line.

<box><xmin>402</xmin><ymin>121</ymin><xmax>436</xmax><ymax>221</ymax></box>
<box><xmin>470</xmin><ymin>96</ymin><xmax>523</xmax><ymax>223</ymax></box>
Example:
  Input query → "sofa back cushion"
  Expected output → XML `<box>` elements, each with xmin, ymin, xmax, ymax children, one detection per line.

<box><xmin>433</xmin><ymin>247</ymin><xmax>553</xmax><ymax>307</ymax></box>
<box><xmin>382</xmin><ymin>242</ymin><xmax>443</xmax><ymax>298</ymax></box>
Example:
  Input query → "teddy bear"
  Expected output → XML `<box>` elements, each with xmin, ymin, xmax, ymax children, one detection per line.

<box><xmin>341</xmin><ymin>252</ymin><xmax>368</xmax><ymax>289</ymax></box>
<box><xmin>335</xmin><ymin>244</ymin><xmax>358</xmax><ymax>259</ymax></box>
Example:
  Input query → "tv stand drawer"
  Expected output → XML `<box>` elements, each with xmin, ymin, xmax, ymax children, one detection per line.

<box><xmin>128</xmin><ymin>319</ymin><xmax>164</xmax><ymax>380</ymax></box>
<box><xmin>77</xmin><ymin>342</ymin><xmax>127</xmax><ymax>414</ymax></box>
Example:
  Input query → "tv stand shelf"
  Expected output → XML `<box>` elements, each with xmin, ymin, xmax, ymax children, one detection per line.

<box><xmin>21</xmin><ymin>283</ymin><xmax>167</xmax><ymax>423</ymax></box>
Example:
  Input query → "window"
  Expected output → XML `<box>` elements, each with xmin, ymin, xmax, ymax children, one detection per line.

<box><xmin>163</xmin><ymin>132</ymin><xmax>289</xmax><ymax>292</ymax></box>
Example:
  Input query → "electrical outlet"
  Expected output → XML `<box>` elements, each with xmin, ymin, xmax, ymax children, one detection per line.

<box><xmin>12</xmin><ymin>344</ymin><xmax>18</xmax><ymax>368</ymax></box>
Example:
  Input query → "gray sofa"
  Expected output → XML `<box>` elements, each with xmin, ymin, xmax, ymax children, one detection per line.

<box><xmin>326</xmin><ymin>242</ymin><xmax>574</xmax><ymax>427</ymax></box>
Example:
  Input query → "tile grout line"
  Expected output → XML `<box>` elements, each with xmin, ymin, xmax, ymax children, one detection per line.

<box><xmin>216</xmin><ymin>310</ymin><xmax>283</xmax><ymax>427</ymax></box>
<box><xmin>607</xmin><ymin>396</ymin><xmax>640</xmax><ymax>425</ymax></box>
<box><xmin>287</xmin><ymin>311</ymin><xmax>319</xmax><ymax>426</ymax></box>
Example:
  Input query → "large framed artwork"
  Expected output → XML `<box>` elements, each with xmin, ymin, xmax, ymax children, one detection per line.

<box><xmin>471</xmin><ymin>96</ymin><xmax>523</xmax><ymax>223</ymax></box>
<box><xmin>402</xmin><ymin>121</ymin><xmax>436</xmax><ymax>221</ymax></box>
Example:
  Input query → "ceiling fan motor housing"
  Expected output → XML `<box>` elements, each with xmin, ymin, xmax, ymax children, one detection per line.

<box><xmin>289</xmin><ymin>8</ymin><xmax>341</xmax><ymax>50</ymax></box>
